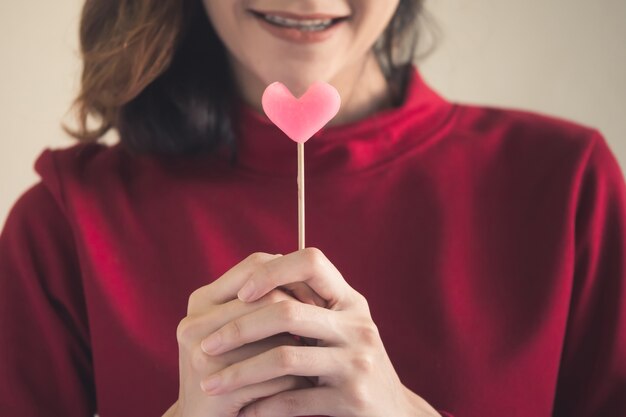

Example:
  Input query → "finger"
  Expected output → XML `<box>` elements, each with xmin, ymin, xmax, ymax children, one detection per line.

<box><xmin>230</xmin><ymin>376</ymin><xmax>314</xmax><ymax>414</ymax></box>
<box><xmin>238</xmin><ymin>248</ymin><xmax>356</xmax><ymax>309</ymax></box>
<box><xmin>239</xmin><ymin>386</ymin><xmax>337</xmax><ymax>417</ymax></box>
<box><xmin>219</xmin><ymin>333</ymin><xmax>302</xmax><ymax>366</ymax></box>
<box><xmin>201</xmin><ymin>300</ymin><xmax>344</xmax><ymax>355</ymax></box>
<box><xmin>190</xmin><ymin>333</ymin><xmax>303</xmax><ymax>378</ymax></box>
<box><xmin>203</xmin><ymin>289</ymin><xmax>296</xmax><ymax>332</ymax></box>
<box><xmin>178</xmin><ymin>289</ymin><xmax>295</xmax><ymax>342</ymax></box>
<box><xmin>280</xmin><ymin>283</ymin><xmax>328</xmax><ymax>307</ymax></box>
<box><xmin>201</xmin><ymin>346</ymin><xmax>342</xmax><ymax>395</ymax></box>
<box><xmin>188</xmin><ymin>253</ymin><xmax>281</xmax><ymax>311</ymax></box>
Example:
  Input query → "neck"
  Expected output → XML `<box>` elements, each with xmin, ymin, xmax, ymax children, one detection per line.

<box><xmin>327</xmin><ymin>53</ymin><xmax>392</xmax><ymax>126</ymax></box>
<box><xmin>232</xmin><ymin>53</ymin><xmax>392</xmax><ymax>127</ymax></box>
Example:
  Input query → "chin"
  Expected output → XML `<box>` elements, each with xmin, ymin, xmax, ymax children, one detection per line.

<box><xmin>256</xmin><ymin>62</ymin><xmax>339</xmax><ymax>97</ymax></box>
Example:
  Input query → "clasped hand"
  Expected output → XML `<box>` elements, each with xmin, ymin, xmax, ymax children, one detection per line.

<box><xmin>172</xmin><ymin>248</ymin><xmax>439</xmax><ymax>417</ymax></box>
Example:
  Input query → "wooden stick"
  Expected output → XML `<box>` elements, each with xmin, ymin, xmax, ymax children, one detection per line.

<box><xmin>297</xmin><ymin>142</ymin><xmax>305</xmax><ymax>250</ymax></box>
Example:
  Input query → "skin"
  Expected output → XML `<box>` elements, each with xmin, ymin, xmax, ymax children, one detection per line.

<box><xmin>165</xmin><ymin>1</ymin><xmax>442</xmax><ymax>416</ymax></box>
<box><xmin>201</xmin><ymin>0</ymin><xmax>399</xmax><ymax>125</ymax></box>
<box><xmin>169</xmin><ymin>255</ymin><xmax>315</xmax><ymax>417</ymax></box>
<box><xmin>167</xmin><ymin>251</ymin><xmax>440</xmax><ymax>417</ymax></box>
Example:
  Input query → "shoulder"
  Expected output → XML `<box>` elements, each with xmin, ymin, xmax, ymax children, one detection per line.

<box><xmin>452</xmin><ymin>103</ymin><xmax>599</xmax><ymax>153</ymax></box>
<box><xmin>442</xmin><ymin>103</ymin><xmax>626</xmax><ymax>212</ymax></box>
<box><xmin>3</xmin><ymin>182</ymin><xmax>65</xmax><ymax>237</ymax></box>
<box><xmin>1</xmin><ymin>181</ymin><xmax>78</xmax><ymax>272</ymax></box>
<box><xmin>449</xmin><ymin>103</ymin><xmax>616</xmax><ymax>179</ymax></box>
<box><xmin>32</xmin><ymin>142</ymin><xmax>138</xmax><ymax>211</ymax></box>
<box><xmin>2</xmin><ymin>142</ymin><xmax>122</xmax><ymax>249</ymax></box>
<box><xmin>34</xmin><ymin>142</ymin><xmax>130</xmax><ymax>190</ymax></box>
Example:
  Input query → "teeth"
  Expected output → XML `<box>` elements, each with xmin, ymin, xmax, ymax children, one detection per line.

<box><xmin>263</xmin><ymin>14</ymin><xmax>334</xmax><ymax>31</ymax></box>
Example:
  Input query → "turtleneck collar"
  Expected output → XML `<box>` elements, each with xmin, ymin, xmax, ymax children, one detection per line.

<box><xmin>229</xmin><ymin>66</ymin><xmax>456</xmax><ymax>177</ymax></box>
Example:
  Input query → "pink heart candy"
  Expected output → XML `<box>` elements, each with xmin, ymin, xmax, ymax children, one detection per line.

<box><xmin>262</xmin><ymin>81</ymin><xmax>341</xmax><ymax>143</ymax></box>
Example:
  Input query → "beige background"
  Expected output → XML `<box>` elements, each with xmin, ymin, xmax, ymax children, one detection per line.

<box><xmin>1</xmin><ymin>0</ymin><xmax>625</xmax><ymax>228</ymax></box>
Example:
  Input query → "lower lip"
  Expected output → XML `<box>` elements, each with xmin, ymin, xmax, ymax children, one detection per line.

<box><xmin>254</xmin><ymin>16</ymin><xmax>346</xmax><ymax>44</ymax></box>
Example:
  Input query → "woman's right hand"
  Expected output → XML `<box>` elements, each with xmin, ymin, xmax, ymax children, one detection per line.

<box><xmin>167</xmin><ymin>253</ymin><xmax>313</xmax><ymax>417</ymax></box>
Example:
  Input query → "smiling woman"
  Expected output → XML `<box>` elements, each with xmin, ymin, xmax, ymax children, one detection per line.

<box><xmin>66</xmin><ymin>0</ymin><xmax>425</xmax><ymax>154</ymax></box>
<box><xmin>1</xmin><ymin>0</ymin><xmax>626</xmax><ymax>416</ymax></box>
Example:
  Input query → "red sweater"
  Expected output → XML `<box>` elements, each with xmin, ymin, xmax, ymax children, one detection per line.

<box><xmin>1</xmin><ymin>69</ymin><xmax>625</xmax><ymax>417</ymax></box>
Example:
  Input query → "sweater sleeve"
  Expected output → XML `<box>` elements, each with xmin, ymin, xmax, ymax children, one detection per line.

<box><xmin>0</xmin><ymin>183</ymin><xmax>96</xmax><ymax>416</ymax></box>
<box><xmin>552</xmin><ymin>132</ymin><xmax>626</xmax><ymax>415</ymax></box>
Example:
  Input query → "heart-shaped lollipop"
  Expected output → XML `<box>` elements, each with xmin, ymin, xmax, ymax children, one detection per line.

<box><xmin>261</xmin><ymin>81</ymin><xmax>341</xmax><ymax>250</ymax></box>
<box><xmin>262</xmin><ymin>81</ymin><xmax>341</xmax><ymax>143</ymax></box>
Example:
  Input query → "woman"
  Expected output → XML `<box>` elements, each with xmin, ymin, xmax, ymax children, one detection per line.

<box><xmin>1</xmin><ymin>0</ymin><xmax>624</xmax><ymax>416</ymax></box>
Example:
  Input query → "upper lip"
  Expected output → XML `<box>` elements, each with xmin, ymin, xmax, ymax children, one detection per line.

<box><xmin>249</xmin><ymin>9</ymin><xmax>350</xmax><ymax>21</ymax></box>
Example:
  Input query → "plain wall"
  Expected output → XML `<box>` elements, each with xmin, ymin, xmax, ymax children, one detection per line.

<box><xmin>1</xmin><ymin>0</ymin><xmax>625</xmax><ymax>228</ymax></box>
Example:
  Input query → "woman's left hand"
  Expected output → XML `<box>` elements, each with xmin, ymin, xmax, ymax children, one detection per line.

<box><xmin>199</xmin><ymin>248</ymin><xmax>441</xmax><ymax>417</ymax></box>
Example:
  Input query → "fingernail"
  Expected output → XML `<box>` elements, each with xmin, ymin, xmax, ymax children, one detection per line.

<box><xmin>200</xmin><ymin>375</ymin><xmax>221</xmax><ymax>393</ymax></box>
<box><xmin>238</xmin><ymin>280</ymin><xmax>256</xmax><ymax>301</ymax></box>
<box><xmin>201</xmin><ymin>334</ymin><xmax>221</xmax><ymax>354</ymax></box>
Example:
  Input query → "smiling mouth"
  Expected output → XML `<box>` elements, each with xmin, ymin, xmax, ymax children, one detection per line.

<box><xmin>249</xmin><ymin>10</ymin><xmax>350</xmax><ymax>32</ymax></box>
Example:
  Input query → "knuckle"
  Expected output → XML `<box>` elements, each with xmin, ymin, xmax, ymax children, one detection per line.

<box><xmin>186</xmin><ymin>287</ymin><xmax>205</xmax><ymax>314</ymax></box>
<box><xmin>347</xmin><ymin>382</ymin><xmax>370</xmax><ymax>413</ymax></box>
<box><xmin>279</xmin><ymin>300</ymin><xmax>301</xmax><ymax>324</ymax></box>
<box><xmin>356</xmin><ymin>321</ymin><xmax>380</xmax><ymax>346</ymax></box>
<box><xmin>221</xmin><ymin>364</ymin><xmax>239</xmax><ymax>387</ymax></box>
<box><xmin>176</xmin><ymin>317</ymin><xmax>195</xmax><ymax>347</ymax></box>
<box><xmin>302</xmin><ymin>247</ymin><xmax>327</xmax><ymax>270</ymax></box>
<box><xmin>350</xmin><ymin>351</ymin><xmax>375</xmax><ymax>373</ymax></box>
<box><xmin>246</xmin><ymin>252</ymin><xmax>271</xmax><ymax>266</ymax></box>
<box><xmin>274</xmin><ymin>346</ymin><xmax>298</xmax><ymax>371</ymax></box>
<box><xmin>186</xmin><ymin>285</ymin><xmax>222</xmax><ymax>316</ymax></box>
<box><xmin>225</xmin><ymin>318</ymin><xmax>244</xmax><ymax>342</ymax></box>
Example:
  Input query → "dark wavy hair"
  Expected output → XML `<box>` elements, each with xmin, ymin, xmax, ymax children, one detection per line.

<box><xmin>66</xmin><ymin>0</ymin><xmax>434</xmax><ymax>155</ymax></box>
